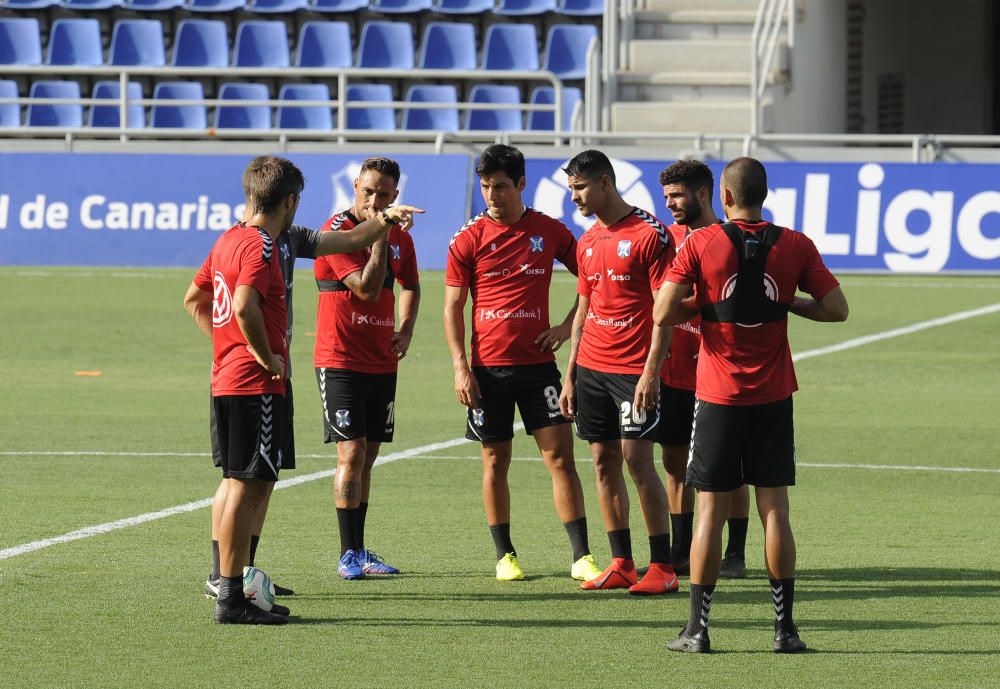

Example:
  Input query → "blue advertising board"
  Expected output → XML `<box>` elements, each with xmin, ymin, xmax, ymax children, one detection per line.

<box><xmin>2</xmin><ymin>151</ymin><xmax>999</xmax><ymax>273</ymax></box>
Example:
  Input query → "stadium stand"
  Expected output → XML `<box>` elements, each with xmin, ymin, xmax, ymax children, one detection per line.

<box><xmin>432</xmin><ymin>0</ymin><xmax>493</xmax><ymax>14</ymax></box>
<box><xmin>246</xmin><ymin>0</ymin><xmax>311</xmax><ymax>13</ymax></box>
<box><xmin>61</xmin><ymin>0</ymin><xmax>124</xmax><ymax>9</ymax></box>
<box><xmin>89</xmin><ymin>80</ymin><xmax>145</xmax><ymax>128</ymax></box>
<box><xmin>185</xmin><ymin>0</ymin><xmax>247</xmax><ymax>12</ymax></box>
<box><xmin>346</xmin><ymin>82</ymin><xmax>395</xmax><ymax>130</ymax></box>
<box><xmin>403</xmin><ymin>83</ymin><xmax>458</xmax><ymax>130</ymax></box>
<box><xmin>0</xmin><ymin>79</ymin><xmax>19</xmax><ymax>127</ymax></box>
<box><xmin>0</xmin><ymin>18</ymin><xmax>42</xmax><ymax>66</ymax></box>
<box><xmin>216</xmin><ymin>82</ymin><xmax>271</xmax><ymax>129</ymax></box>
<box><xmin>277</xmin><ymin>82</ymin><xmax>333</xmax><ymax>129</ymax></box>
<box><xmin>46</xmin><ymin>18</ymin><xmax>102</xmax><ymax>67</ymax></box>
<box><xmin>123</xmin><ymin>0</ymin><xmax>186</xmax><ymax>10</ymax></box>
<box><xmin>296</xmin><ymin>21</ymin><xmax>352</xmax><ymax>68</ymax></box>
<box><xmin>482</xmin><ymin>23</ymin><xmax>539</xmax><ymax>71</ymax></box>
<box><xmin>234</xmin><ymin>21</ymin><xmax>291</xmax><ymax>67</ymax></box>
<box><xmin>466</xmin><ymin>84</ymin><xmax>521</xmax><ymax>130</ymax></box>
<box><xmin>555</xmin><ymin>0</ymin><xmax>603</xmax><ymax>16</ymax></box>
<box><xmin>493</xmin><ymin>0</ymin><xmax>557</xmax><ymax>16</ymax></box>
<box><xmin>26</xmin><ymin>80</ymin><xmax>82</xmax><ymax>127</ymax></box>
<box><xmin>110</xmin><ymin>19</ymin><xmax>167</xmax><ymax>66</ymax></box>
<box><xmin>418</xmin><ymin>22</ymin><xmax>476</xmax><ymax>70</ymax></box>
<box><xmin>358</xmin><ymin>21</ymin><xmax>414</xmax><ymax>69</ymax></box>
<box><xmin>370</xmin><ymin>0</ymin><xmax>433</xmax><ymax>14</ymax></box>
<box><xmin>1</xmin><ymin>0</ymin><xmax>60</xmax><ymax>8</ymax></box>
<box><xmin>172</xmin><ymin>19</ymin><xmax>229</xmax><ymax>68</ymax></box>
<box><xmin>150</xmin><ymin>81</ymin><xmax>207</xmax><ymax>128</ymax></box>
<box><xmin>542</xmin><ymin>24</ymin><xmax>596</xmax><ymax>80</ymax></box>
<box><xmin>310</xmin><ymin>0</ymin><xmax>370</xmax><ymax>12</ymax></box>
<box><xmin>527</xmin><ymin>85</ymin><xmax>579</xmax><ymax>131</ymax></box>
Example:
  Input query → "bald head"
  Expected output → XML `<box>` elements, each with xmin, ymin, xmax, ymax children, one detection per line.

<box><xmin>721</xmin><ymin>157</ymin><xmax>768</xmax><ymax>209</ymax></box>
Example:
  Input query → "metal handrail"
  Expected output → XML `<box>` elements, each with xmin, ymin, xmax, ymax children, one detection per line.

<box><xmin>0</xmin><ymin>64</ymin><xmax>566</xmax><ymax>142</ymax></box>
<box><xmin>750</xmin><ymin>0</ymin><xmax>793</xmax><ymax>137</ymax></box>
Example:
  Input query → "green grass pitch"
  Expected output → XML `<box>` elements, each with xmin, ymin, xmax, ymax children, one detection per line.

<box><xmin>1</xmin><ymin>267</ymin><xmax>999</xmax><ymax>688</ymax></box>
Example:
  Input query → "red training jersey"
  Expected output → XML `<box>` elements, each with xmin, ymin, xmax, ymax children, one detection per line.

<box><xmin>666</xmin><ymin>220</ymin><xmax>840</xmax><ymax>405</ymax></box>
<box><xmin>660</xmin><ymin>223</ymin><xmax>701</xmax><ymax>391</ymax></box>
<box><xmin>194</xmin><ymin>223</ymin><xmax>287</xmax><ymax>396</ymax></box>
<box><xmin>313</xmin><ymin>210</ymin><xmax>419</xmax><ymax>374</ymax></box>
<box><xmin>445</xmin><ymin>208</ymin><xmax>578</xmax><ymax>367</ymax></box>
<box><xmin>576</xmin><ymin>207</ymin><xmax>675</xmax><ymax>375</ymax></box>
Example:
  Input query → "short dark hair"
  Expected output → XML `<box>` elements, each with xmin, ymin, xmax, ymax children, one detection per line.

<box><xmin>562</xmin><ymin>149</ymin><xmax>615</xmax><ymax>184</ymax></box>
<box><xmin>359</xmin><ymin>156</ymin><xmax>401</xmax><ymax>185</ymax></box>
<box><xmin>722</xmin><ymin>156</ymin><xmax>768</xmax><ymax>207</ymax></box>
<box><xmin>659</xmin><ymin>159</ymin><xmax>714</xmax><ymax>200</ymax></box>
<box><xmin>475</xmin><ymin>144</ymin><xmax>525</xmax><ymax>183</ymax></box>
<box><xmin>242</xmin><ymin>156</ymin><xmax>305</xmax><ymax>214</ymax></box>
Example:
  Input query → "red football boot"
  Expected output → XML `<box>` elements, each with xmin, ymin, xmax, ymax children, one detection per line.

<box><xmin>628</xmin><ymin>562</ymin><xmax>679</xmax><ymax>595</ymax></box>
<box><xmin>580</xmin><ymin>558</ymin><xmax>638</xmax><ymax>590</ymax></box>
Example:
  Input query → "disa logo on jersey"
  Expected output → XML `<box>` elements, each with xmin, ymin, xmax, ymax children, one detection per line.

<box><xmin>212</xmin><ymin>272</ymin><xmax>233</xmax><ymax>327</ymax></box>
<box><xmin>330</xmin><ymin>162</ymin><xmax>409</xmax><ymax>218</ymax></box>
<box><xmin>531</xmin><ymin>158</ymin><xmax>655</xmax><ymax>234</ymax></box>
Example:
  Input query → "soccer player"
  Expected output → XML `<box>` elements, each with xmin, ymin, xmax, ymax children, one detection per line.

<box><xmin>444</xmin><ymin>144</ymin><xmax>601</xmax><ymax>583</ymax></box>
<box><xmin>193</xmin><ymin>156</ymin><xmax>423</xmax><ymax>608</ymax></box>
<box><xmin>314</xmin><ymin>157</ymin><xmax>421</xmax><ymax>580</ymax></box>
<box><xmin>558</xmin><ymin>149</ymin><xmax>678</xmax><ymax>596</ymax></box>
<box><xmin>657</xmin><ymin>159</ymin><xmax>751</xmax><ymax>577</ymax></box>
<box><xmin>656</xmin><ymin>156</ymin><xmax>848</xmax><ymax>653</ymax></box>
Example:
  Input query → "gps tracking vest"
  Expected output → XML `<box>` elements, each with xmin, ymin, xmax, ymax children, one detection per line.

<box><xmin>700</xmin><ymin>222</ymin><xmax>789</xmax><ymax>324</ymax></box>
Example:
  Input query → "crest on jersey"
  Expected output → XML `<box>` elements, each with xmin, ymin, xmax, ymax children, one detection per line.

<box><xmin>335</xmin><ymin>409</ymin><xmax>351</xmax><ymax>428</ymax></box>
<box><xmin>390</xmin><ymin>243</ymin><xmax>401</xmax><ymax>260</ymax></box>
<box><xmin>472</xmin><ymin>408</ymin><xmax>486</xmax><ymax>427</ymax></box>
<box><xmin>212</xmin><ymin>272</ymin><xmax>233</xmax><ymax>327</ymax></box>
<box><xmin>585</xmin><ymin>247</ymin><xmax>593</xmax><ymax>257</ymax></box>
<box><xmin>529</xmin><ymin>236</ymin><xmax>544</xmax><ymax>253</ymax></box>
<box><xmin>617</xmin><ymin>240</ymin><xmax>632</xmax><ymax>257</ymax></box>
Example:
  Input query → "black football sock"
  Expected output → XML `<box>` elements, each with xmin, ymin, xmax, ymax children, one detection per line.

<box><xmin>357</xmin><ymin>501</ymin><xmax>369</xmax><ymax>552</ymax></box>
<box><xmin>489</xmin><ymin>523</ymin><xmax>515</xmax><ymax>560</ymax></box>
<box><xmin>248</xmin><ymin>534</ymin><xmax>260</xmax><ymax>567</ymax></box>
<box><xmin>649</xmin><ymin>532</ymin><xmax>671</xmax><ymax>565</ymax></box>
<box><xmin>725</xmin><ymin>517</ymin><xmax>749</xmax><ymax>559</ymax></box>
<box><xmin>218</xmin><ymin>575</ymin><xmax>244</xmax><ymax>607</ymax></box>
<box><xmin>607</xmin><ymin>528</ymin><xmax>632</xmax><ymax>561</ymax></box>
<box><xmin>670</xmin><ymin>512</ymin><xmax>694</xmax><ymax>562</ymax></box>
<box><xmin>563</xmin><ymin>517</ymin><xmax>590</xmax><ymax>561</ymax></box>
<box><xmin>687</xmin><ymin>583</ymin><xmax>716</xmax><ymax>635</ymax></box>
<box><xmin>770</xmin><ymin>578</ymin><xmax>796</xmax><ymax>631</ymax></box>
<box><xmin>211</xmin><ymin>540</ymin><xmax>220</xmax><ymax>580</ymax></box>
<box><xmin>336</xmin><ymin>507</ymin><xmax>361</xmax><ymax>556</ymax></box>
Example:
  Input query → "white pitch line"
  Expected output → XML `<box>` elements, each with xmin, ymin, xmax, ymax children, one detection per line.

<box><xmin>4</xmin><ymin>298</ymin><xmax>1000</xmax><ymax>562</ymax></box>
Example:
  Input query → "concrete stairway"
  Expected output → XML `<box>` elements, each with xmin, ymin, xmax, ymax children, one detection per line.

<box><xmin>611</xmin><ymin>0</ymin><xmax>789</xmax><ymax>133</ymax></box>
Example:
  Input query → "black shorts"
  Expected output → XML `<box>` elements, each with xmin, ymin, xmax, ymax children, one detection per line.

<box><xmin>574</xmin><ymin>365</ymin><xmax>660</xmax><ymax>442</ymax></box>
<box><xmin>657</xmin><ymin>385</ymin><xmax>696</xmax><ymax>447</ymax></box>
<box><xmin>210</xmin><ymin>392</ymin><xmax>287</xmax><ymax>481</ymax></box>
<box><xmin>316</xmin><ymin>367</ymin><xmax>396</xmax><ymax>443</ymax></box>
<box><xmin>212</xmin><ymin>380</ymin><xmax>296</xmax><ymax>470</ymax></box>
<box><xmin>686</xmin><ymin>396</ymin><xmax>796</xmax><ymax>492</ymax></box>
<box><xmin>465</xmin><ymin>362</ymin><xmax>569</xmax><ymax>443</ymax></box>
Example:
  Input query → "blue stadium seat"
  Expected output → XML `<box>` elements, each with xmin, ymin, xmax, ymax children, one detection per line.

<box><xmin>557</xmin><ymin>0</ymin><xmax>603</xmax><ymax>16</ymax></box>
<box><xmin>433</xmin><ymin>0</ymin><xmax>493</xmax><ymax>14</ymax></box>
<box><xmin>247</xmin><ymin>0</ymin><xmax>310</xmax><ymax>12</ymax></box>
<box><xmin>46</xmin><ymin>19</ymin><xmax>102</xmax><ymax>67</ymax></box>
<box><xmin>151</xmin><ymin>81</ymin><xmax>207</xmax><ymax>129</ymax></box>
<box><xmin>234</xmin><ymin>21</ymin><xmax>290</xmax><ymax>67</ymax></box>
<box><xmin>527</xmin><ymin>85</ymin><xmax>580</xmax><ymax>131</ymax></box>
<box><xmin>61</xmin><ymin>0</ymin><xmax>125</xmax><ymax>9</ymax></box>
<box><xmin>419</xmin><ymin>22</ymin><xmax>476</xmax><ymax>70</ymax></box>
<box><xmin>0</xmin><ymin>80</ymin><xmax>19</xmax><ymax>128</ymax></box>
<box><xmin>0</xmin><ymin>18</ymin><xmax>42</xmax><ymax>66</ymax></box>
<box><xmin>482</xmin><ymin>24</ymin><xmax>538</xmax><ymax>71</ymax></box>
<box><xmin>186</xmin><ymin>0</ymin><xmax>247</xmax><ymax>12</ymax></box>
<box><xmin>172</xmin><ymin>20</ymin><xmax>229</xmax><ymax>67</ymax></box>
<box><xmin>216</xmin><ymin>82</ymin><xmax>272</xmax><ymax>129</ymax></box>
<box><xmin>371</xmin><ymin>0</ymin><xmax>433</xmax><ymax>13</ymax></box>
<box><xmin>493</xmin><ymin>0</ymin><xmax>556</xmax><ymax>15</ymax></box>
<box><xmin>403</xmin><ymin>84</ymin><xmax>458</xmax><ymax>131</ymax></box>
<box><xmin>278</xmin><ymin>83</ymin><xmax>332</xmax><ymax>129</ymax></box>
<box><xmin>1</xmin><ymin>0</ymin><xmax>60</xmax><ymax>8</ymax></box>
<box><xmin>309</xmin><ymin>0</ymin><xmax>368</xmax><ymax>11</ymax></box>
<box><xmin>466</xmin><ymin>84</ymin><xmax>521</xmax><ymax>130</ymax></box>
<box><xmin>89</xmin><ymin>81</ymin><xmax>145</xmax><ymax>128</ymax></box>
<box><xmin>110</xmin><ymin>20</ymin><xmax>166</xmax><ymax>66</ymax></box>
<box><xmin>27</xmin><ymin>80</ymin><xmax>83</xmax><ymax>127</ymax></box>
<box><xmin>358</xmin><ymin>21</ymin><xmax>414</xmax><ymax>69</ymax></box>
<box><xmin>124</xmin><ymin>0</ymin><xmax>185</xmax><ymax>10</ymax></box>
<box><xmin>543</xmin><ymin>24</ymin><xmax>597</xmax><ymax>80</ymax></box>
<box><xmin>296</xmin><ymin>21</ymin><xmax>352</xmax><ymax>68</ymax></box>
<box><xmin>346</xmin><ymin>83</ymin><xmax>395</xmax><ymax>130</ymax></box>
